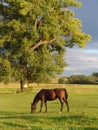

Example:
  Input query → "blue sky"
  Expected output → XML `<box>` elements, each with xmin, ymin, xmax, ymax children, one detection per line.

<box><xmin>62</xmin><ymin>0</ymin><xmax>98</xmax><ymax>76</ymax></box>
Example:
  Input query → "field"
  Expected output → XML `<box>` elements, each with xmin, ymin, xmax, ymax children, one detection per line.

<box><xmin>0</xmin><ymin>83</ymin><xmax>98</xmax><ymax>130</ymax></box>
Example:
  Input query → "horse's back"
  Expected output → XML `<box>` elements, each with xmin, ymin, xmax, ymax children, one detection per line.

<box><xmin>54</xmin><ymin>88</ymin><xmax>68</xmax><ymax>99</ymax></box>
<box><xmin>39</xmin><ymin>88</ymin><xmax>68</xmax><ymax>100</ymax></box>
<box><xmin>39</xmin><ymin>89</ymin><xmax>56</xmax><ymax>100</ymax></box>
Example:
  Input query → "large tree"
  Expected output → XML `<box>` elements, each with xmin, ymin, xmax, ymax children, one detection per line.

<box><xmin>0</xmin><ymin>0</ymin><xmax>91</xmax><ymax>91</ymax></box>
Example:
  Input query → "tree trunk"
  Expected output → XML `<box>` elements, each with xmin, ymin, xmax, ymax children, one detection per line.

<box><xmin>23</xmin><ymin>80</ymin><xmax>28</xmax><ymax>88</ymax></box>
<box><xmin>19</xmin><ymin>55</ymin><xmax>28</xmax><ymax>92</ymax></box>
<box><xmin>20</xmin><ymin>79</ymin><xmax>28</xmax><ymax>92</ymax></box>
<box><xmin>20</xmin><ymin>80</ymin><xmax>24</xmax><ymax>92</ymax></box>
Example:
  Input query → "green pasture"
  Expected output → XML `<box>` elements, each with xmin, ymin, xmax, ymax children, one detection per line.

<box><xmin>0</xmin><ymin>84</ymin><xmax>98</xmax><ymax>130</ymax></box>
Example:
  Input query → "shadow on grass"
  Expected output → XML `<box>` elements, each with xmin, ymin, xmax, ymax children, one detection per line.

<box><xmin>1</xmin><ymin>122</ymin><xmax>43</xmax><ymax>130</ymax></box>
<box><xmin>0</xmin><ymin>111</ymin><xmax>44</xmax><ymax>130</ymax></box>
<box><xmin>0</xmin><ymin>111</ymin><xmax>98</xmax><ymax>130</ymax></box>
<box><xmin>0</xmin><ymin>111</ymin><xmax>98</xmax><ymax>121</ymax></box>
<box><xmin>1</xmin><ymin>122</ymin><xmax>27</xmax><ymax>129</ymax></box>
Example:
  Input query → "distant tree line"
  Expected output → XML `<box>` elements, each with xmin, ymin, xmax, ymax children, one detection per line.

<box><xmin>58</xmin><ymin>73</ymin><xmax>98</xmax><ymax>84</ymax></box>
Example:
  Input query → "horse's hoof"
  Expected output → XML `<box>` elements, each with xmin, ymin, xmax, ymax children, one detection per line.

<box><xmin>44</xmin><ymin>110</ymin><xmax>47</xmax><ymax>113</ymax></box>
<box><xmin>59</xmin><ymin>111</ymin><xmax>62</xmax><ymax>114</ymax></box>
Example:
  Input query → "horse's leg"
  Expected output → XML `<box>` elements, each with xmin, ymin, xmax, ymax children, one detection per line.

<box><xmin>59</xmin><ymin>99</ymin><xmax>64</xmax><ymax>113</ymax></box>
<box><xmin>39</xmin><ymin>100</ymin><xmax>44</xmax><ymax>113</ymax></box>
<box><xmin>44</xmin><ymin>101</ymin><xmax>47</xmax><ymax>113</ymax></box>
<box><xmin>63</xmin><ymin>98</ymin><xmax>69</xmax><ymax>112</ymax></box>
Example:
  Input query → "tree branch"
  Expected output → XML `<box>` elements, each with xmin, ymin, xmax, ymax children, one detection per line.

<box><xmin>30</xmin><ymin>37</ymin><xmax>57</xmax><ymax>51</ymax></box>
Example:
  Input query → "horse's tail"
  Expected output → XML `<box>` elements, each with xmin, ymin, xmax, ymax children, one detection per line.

<box><xmin>64</xmin><ymin>88</ymin><xmax>68</xmax><ymax>100</ymax></box>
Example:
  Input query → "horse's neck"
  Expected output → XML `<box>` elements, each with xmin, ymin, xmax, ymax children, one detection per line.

<box><xmin>33</xmin><ymin>95</ymin><xmax>39</xmax><ymax>106</ymax></box>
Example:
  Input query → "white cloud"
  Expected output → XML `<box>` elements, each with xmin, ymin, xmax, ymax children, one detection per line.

<box><xmin>62</xmin><ymin>0</ymin><xmax>98</xmax><ymax>76</ymax></box>
<box><xmin>79</xmin><ymin>57</ymin><xmax>98</xmax><ymax>62</ymax></box>
<box><xmin>63</xmin><ymin>61</ymin><xmax>98</xmax><ymax>76</ymax></box>
<box><xmin>64</xmin><ymin>67</ymin><xmax>75</xmax><ymax>71</ymax></box>
<box><xmin>64</xmin><ymin>65</ymin><xmax>98</xmax><ymax>72</ymax></box>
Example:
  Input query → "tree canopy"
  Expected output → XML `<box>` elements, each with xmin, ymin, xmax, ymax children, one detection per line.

<box><xmin>0</xmin><ymin>0</ymin><xmax>91</xmax><ymax>91</ymax></box>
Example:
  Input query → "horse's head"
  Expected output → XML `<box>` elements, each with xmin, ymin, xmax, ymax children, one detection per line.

<box><xmin>31</xmin><ymin>102</ymin><xmax>36</xmax><ymax>114</ymax></box>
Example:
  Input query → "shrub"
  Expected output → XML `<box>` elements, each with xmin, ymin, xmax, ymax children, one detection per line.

<box><xmin>68</xmin><ymin>75</ymin><xmax>96</xmax><ymax>84</ymax></box>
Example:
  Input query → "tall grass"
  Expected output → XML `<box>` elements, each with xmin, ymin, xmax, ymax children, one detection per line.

<box><xmin>0</xmin><ymin>84</ymin><xmax>98</xmax><ymax>130</ymax></box>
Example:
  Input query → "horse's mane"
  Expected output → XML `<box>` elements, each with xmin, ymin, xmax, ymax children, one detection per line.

<box><xmin>32</xmin><ymin>91</ymin><xmax>41</xmax><ymax>105</ymax></box>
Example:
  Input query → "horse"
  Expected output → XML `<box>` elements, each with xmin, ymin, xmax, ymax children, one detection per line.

<box><xmin>31</xmin><ymin>88</ymin><xmax>69</xmax><ymax>113</ymax></box>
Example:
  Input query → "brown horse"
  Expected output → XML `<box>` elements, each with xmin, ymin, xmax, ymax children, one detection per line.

<box><xmin>31</xmin><ymin>88</ymin><xmax>69</xmax><ymax>113</ymax></box>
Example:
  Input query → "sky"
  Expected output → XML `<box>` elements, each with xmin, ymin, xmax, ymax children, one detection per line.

<box><xmin>62</xmin><ymin>0</ymin><xmax>98</xmax><ymax>77</ymax></box>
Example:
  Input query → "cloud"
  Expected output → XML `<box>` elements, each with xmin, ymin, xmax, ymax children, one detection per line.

<box><xmin>66</xmin><ymin>46</ymin><xmax>98</xmax><ymax>61</ymax></box>
<box><xmin>79</xmin><ymin>57</ymin><xmax>98</xmax><ymax>62</ymax></box>
<box><xmin>63</xmin><ymin>64</ymin><xmax>98</xmax><ymax>76</ymax></box>
<box><xmin>64</xmin><ymin>67</ymin><xmax>75</xmax><ymax>71</ymax></box>
<box><xmin>64</xmin><ymin>65</ymin><xmax>98</xmax><ymax>72</ymax></box>
<box><xmin>62</xmin><ymin>0</ymin><xmax>98</xmax><ymax>76</ymax></box>
<box><xmin>63</xmin><ymin>46</ymin><xmax>98</xmax><ymax>76</ymax></box>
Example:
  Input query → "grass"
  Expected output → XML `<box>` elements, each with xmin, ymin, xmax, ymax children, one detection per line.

<box><xmin>0</xmin><ymin>84</ymin><xmax>98</xmax><ymax>130</ymax></box>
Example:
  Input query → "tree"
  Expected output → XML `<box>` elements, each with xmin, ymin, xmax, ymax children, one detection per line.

<box><xmin>92</xmin><ymin>72</ymin><xmax>98</xmax><ymax>83</ymax></box>
<box><xmin>68</xmin><ymin>75</ymin><xmax>95</xmax><ymax>84</ymax></box>
<box><xmin>92</xmin><ymin>72</ymin><xmax>98</xmax><ymax>77</ymax></box>
<box><xmin>0</xmin><ymin>0</ymin><xmax>91</xmax><ymax>91</ymax></box>
<box><xmin>58</xmin><ymin>77</ymin><xmax>68</xmax><ymax>84</ymax></box>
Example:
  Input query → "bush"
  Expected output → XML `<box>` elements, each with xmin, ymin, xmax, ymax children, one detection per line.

<box><xmin>58</xmin><ymin>77</ymin><xmax>68</xmax><ymax>84</ymax></box>
<box><xmin>68</xmin><ymin>75</ymin><xmax>96</xmax><ymax>84</ymax></box>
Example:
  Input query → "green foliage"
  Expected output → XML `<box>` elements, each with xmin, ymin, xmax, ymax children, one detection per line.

<box><xmin>92</xmin><ymin>72</ymin><xmax>98</xmax><ymax>78</ymax></box>
<box><xmin>92</xmin><ymin>72</ymin><xmax>98</xmax><ymax>83</ymax></box>
<box><xmin>0</xmin><ymin>0</ymin><xmax>91</xmax><ymax>89</ymax></box>
<box><xmin>68</xmin><ymin>75</ymin><xmax>96</xmax><ymax>84</ymax></box>
<box><xmin>0</xmin><ymin>58</ymin><xmax>12</xmax><ymax>83</ymax></box>
<box><xmin>58</xmin><ymin>77</ymin><xmax>68</xmax><ymax>84</ymax></box>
